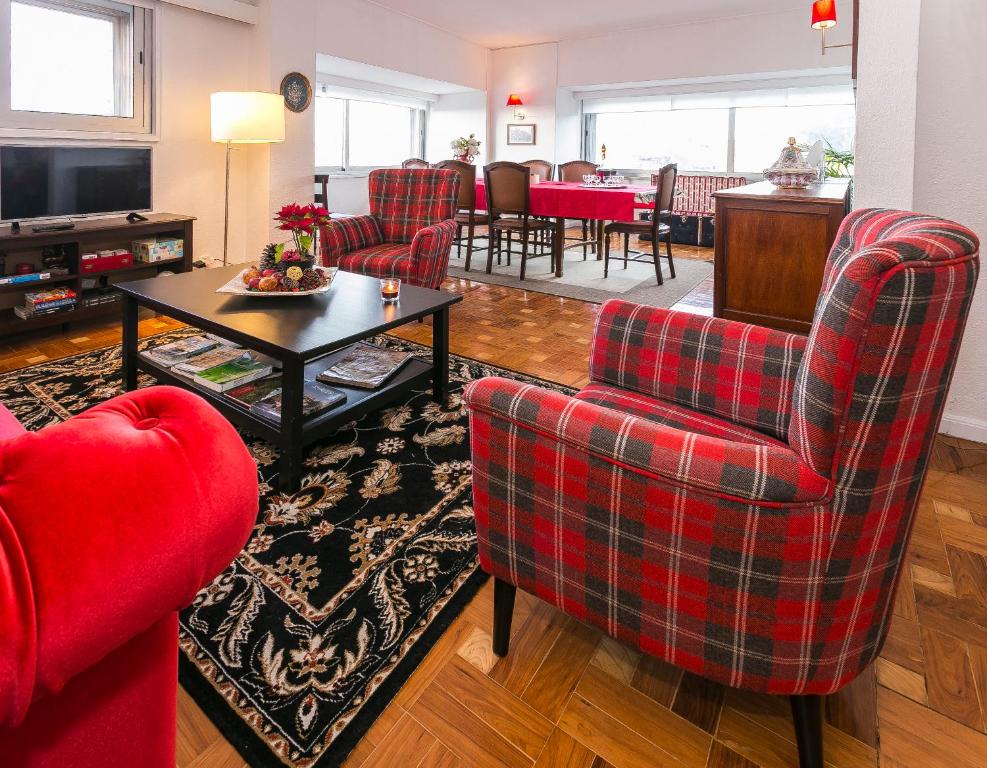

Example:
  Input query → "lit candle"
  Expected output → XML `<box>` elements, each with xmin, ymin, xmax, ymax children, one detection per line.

<box><xmin>380</xmin><ymin>277</ymin><xmax>400</xmax><ymax>303</ymax></box>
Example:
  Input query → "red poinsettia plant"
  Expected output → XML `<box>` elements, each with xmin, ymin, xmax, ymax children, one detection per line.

<box><xmin>274</xmin><ymin>203</ymin><xmax>332</xmax><ymax>259</ymax></box>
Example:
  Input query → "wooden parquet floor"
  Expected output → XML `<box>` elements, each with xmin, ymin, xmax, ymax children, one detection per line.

<box><xmin>2</xmin><ymin>245</ymin><xmax>985</xmax><ymax>768</ymax></box>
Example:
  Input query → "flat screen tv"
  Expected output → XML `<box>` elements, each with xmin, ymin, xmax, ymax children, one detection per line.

<box><xmin>0</xmin><ymin>145</ymin><xmax>152</xmax><ymax>222</ymax></box>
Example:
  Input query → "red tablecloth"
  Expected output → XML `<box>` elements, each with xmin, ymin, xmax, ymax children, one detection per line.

<box><xmin>475</xmin><ymin>180</ymin><xmax>656</xmax><ymax>222</ymax></box>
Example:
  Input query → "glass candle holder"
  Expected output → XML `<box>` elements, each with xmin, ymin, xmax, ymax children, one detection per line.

<box><xmin>380</xmin><ymin>277</ymin><xmax>400</xmax><ymax>303</ymax></box>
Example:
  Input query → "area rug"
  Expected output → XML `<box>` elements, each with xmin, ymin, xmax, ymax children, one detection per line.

<box><xmin>0</xmin><ymin>332</ymin><xmax>569</xmax><ymax>768</ymax></box>
<box><xmin>446</xmin><ymin>237</ymin><xmax>713</xmax><ymax>308</ymax></box>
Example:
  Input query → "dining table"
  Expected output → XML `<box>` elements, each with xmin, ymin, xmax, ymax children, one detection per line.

<box><xmin>474</xmin><ymin>179</ymin><xmax>658</xmax><ymax>277</ymax></box>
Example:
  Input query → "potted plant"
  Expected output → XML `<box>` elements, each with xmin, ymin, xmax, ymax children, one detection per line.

<box><xmin>272</xmin><ymin>203</ymin><xmax>331</xmax><ymax>270</ymax></box>
<box><xmin>450</xmin><ymin>133</ymin><xmax>481</xmax><ymax>164</ymax></box>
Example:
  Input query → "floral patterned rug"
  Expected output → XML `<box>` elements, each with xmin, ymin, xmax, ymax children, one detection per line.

<box><xmin>0</xmin><ymin>332</ymin><xmax>567</xmax><ymax>768</ymax></box>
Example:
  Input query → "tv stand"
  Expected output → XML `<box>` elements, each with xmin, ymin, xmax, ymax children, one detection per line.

<box><xmin>0</xmin><ymin>212</ymin><xmax>194</xmax><ymax>339</ymax></box>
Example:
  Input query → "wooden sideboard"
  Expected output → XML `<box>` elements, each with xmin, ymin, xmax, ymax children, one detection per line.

<box><xmin>712</xmin><ymin>179</ymin><xmax>850</xmax><ymax>333</ymax></box>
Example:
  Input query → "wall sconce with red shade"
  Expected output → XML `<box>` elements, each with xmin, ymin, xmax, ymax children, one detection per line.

<box><xmin>811</xmin><ymin>0</ymin><xmax>851</xmax><ymax>55</ymax></box>
<box><xmin>506</xmin><ymin>93</ymin><xmax>526</xmax><ymax>121</ymax></box>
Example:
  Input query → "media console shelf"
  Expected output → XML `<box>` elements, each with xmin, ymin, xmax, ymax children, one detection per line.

<box><xmin>0</xmin><ymin>213</ymin><xmax>194</xmax><ymax>338</ymax></box>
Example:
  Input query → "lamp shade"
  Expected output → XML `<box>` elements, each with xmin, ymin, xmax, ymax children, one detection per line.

<box><xmin>811</xmin><ymin>0</ymin><xmax>837</xmax><ymax>30</ymax></box>
<box><xmin>210</xmin><ymin>92</ymin><xmax>285</xmax><ymax>143</ymax></box>
<box><xmin>506</xmin><ymin>93</ymin><xmax>523</xmax><ymax>107</ymax></box>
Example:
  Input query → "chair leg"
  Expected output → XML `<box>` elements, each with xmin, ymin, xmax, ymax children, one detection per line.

<box><xmin>604</xmin><ymin>229</ymin><xmax>611</xmax><ymax>277</ymax></box>
<box><xmin>665</xmin><ymin>230</ymin><xmax>676</xmax><ymax>278</ymax></box>
<box><xmin>582</xmin><ymin>219</ymin><xmax>588</xmax><ymax>260</ymax></box>
<box><xmin>456</xmin><ymin>223</ymin><xmax>463</xmax><ymax>258</ymax></box>
<box><xmin>652</xmin><ymin>233</ymin><xmax>664</xmax><ymax>285</ymax></box>
<box><xmin>486</xmin><ymin>228</ymin><xmax>496</xmax><ymax>274</ymax></box>
<box><xmin>519</xmin><ymin>223</ymin><xmax>530</xmax><ymax>280</ymax></box>
<box><xmin>506</xmin><ymin>230</ymin><xmax>512</xmax><ymax>266</ymax></box>
<box><xmin>465</xmin><ymin>215</ymin><xmax>475</xmax><ymax>272</ymax></box>
<box><xmin>623</xmin><ymin>232</ymin><xmax>629</xmax><ymax>269</ymax></box>
<box><xmin>492</xmin><ymin>577</ymin><xmax>517</xmax><ymax>657</ymax></box>
<box><xmin>790</xmin><ymin>695</ymin><xmax>823</xmax><ymax>768</ymax></box>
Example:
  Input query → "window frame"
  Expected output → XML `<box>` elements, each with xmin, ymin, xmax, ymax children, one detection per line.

<box><xmin>0</xmin><ymin>0</ymin><xmax>153</xmax><ymax>135</ymax></box>
<box><xmin>315</xmin><ymin>93</ymin><xmax>426</xmax><ymax>173</ymax></box>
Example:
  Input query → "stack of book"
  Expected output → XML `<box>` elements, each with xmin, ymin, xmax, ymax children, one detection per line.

<box><xmin>15</xmin><ymin>287</ymin><xmax>78</xmax><ymax>319</ymax></box>
<box><xmin>226</xmin><ymin>377</ymin><xmax>346</xmax><ymax>424</ymax></box>
<box><xmin>140</xmin><ymin>335</ymin><xmax>275</xmax><ymax>392</ymax></box>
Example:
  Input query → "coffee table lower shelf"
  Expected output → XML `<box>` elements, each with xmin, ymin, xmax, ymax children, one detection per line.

<box><xmin>135</xmin><ymin>354</ymin><xmax>435</xmax><ymax>483</ymax></box>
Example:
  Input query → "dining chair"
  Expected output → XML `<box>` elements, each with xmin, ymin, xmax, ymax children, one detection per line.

<box><xmin>558</xmin><ymin>160</ymin><xmax>601</xmax><ymax>259</ymax></box>
<box><xmin>483</xmin><ymin>161</ymin><xmax>555</xmax><ymax>280</ymax></box>
<box><xmin>401</xmin><ymin>158</ymin><xmax>431</xmax><ymax>169</ymax></box>
<box><xmin>434</xmin><ymin>159</ymin><xmax>489</xmax><ymax>272</ymax></box>
<box><xmin>604</xmin><ymin>162</ymin><xmax>678</xmax><ymax>284</ymax></box>
<box><xmin>521</xmin><ymin>159</ymin><xmax>556</xmax><ymax>253</ymax></box>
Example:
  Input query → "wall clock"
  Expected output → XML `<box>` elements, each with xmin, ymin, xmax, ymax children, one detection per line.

<box><xmin>280</xmin><ymin>72</ymin><xmax>312</xmax><ymax>113</ymax></box>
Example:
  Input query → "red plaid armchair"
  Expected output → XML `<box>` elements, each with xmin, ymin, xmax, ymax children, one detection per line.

<box><xmin>320</xmin><ymin>168</ymin><xmax>459</xmax><ymax>289</ymax></box>
<box><xmin>464</xmin><ymin>209</ymin><xmax>980</xmax><ymax>768</ymax></box>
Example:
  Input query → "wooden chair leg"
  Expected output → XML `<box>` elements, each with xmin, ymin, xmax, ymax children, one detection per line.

<box><xmin>465</xmin><ymin>216</ymin><xmax>476</xmax><ymax>272</ymax></box>
<box><xmin>665</xmin><ymin>230</ymin><xmax>676</xmax><ymax>278</ymax></box>
<box><xmin>486</xmin><ymin>227</ymin><xmax>496</xmax><ymax>273</ymax></box>
<box><xmin>456</xmin><ymin>223</ymin><xmax>463</xmax><ymax>258</ymax></box>
<box><xmin>492</xmin><ymin>578</ymin><xmax>517</xmax><ymax>657</ymax></box>
<box><xmin>652</xmin><ymin>234</ymin><xmax>664</xmax><ymax>285</ymax></box>
<box><xmin>623</xmin><ymin>232</ymin><xmax>630</xmax><ymax>269</ymax></box>
<box><xmin>519</xmin><ymin>223</ymin><xmax>530</xmax><ymax>280</ymax></box>
<box><xmin>582</xmin><ymin>219</ymin><xmax>588</xmax><ymax>260</ymax></box>
<box><xmin>506</xmin><ymin>230</ymin><xmax>512</xmax><ymax>266</ymax></box>
<box><xmin>604</xmin><ymin>229</ymin><xmax>611</xmax><ymax>277</ymax></box>
<box><xmin>790</xmin><ymin>695</ymin><xmax>823</xmax><ymax>768</ymax></box>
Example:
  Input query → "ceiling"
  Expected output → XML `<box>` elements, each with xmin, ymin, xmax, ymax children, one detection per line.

<box><xmin>365</xmin><ymin>0</ymin><xmax>798</xmax><ymax>49</ymax></box>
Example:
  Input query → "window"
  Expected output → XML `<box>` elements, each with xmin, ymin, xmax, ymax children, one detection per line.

<box><xmin>582</xmin><ymin>83</ymin><xmax>855</xmax><ymax>176</ymax></box>
<box><xmin>592</xmin><ymin>110</ymin><xmax>729</xmax><ymax>172</ymax></box>
<box><xmin>2</xmin><ymin>0</ymin><xmax>153</xmax><ymax>133</ymax></box>
<box><xmin>315</xmin><ymin>93</ymin><xmax>426</xmax><ymax>171</ymax></box>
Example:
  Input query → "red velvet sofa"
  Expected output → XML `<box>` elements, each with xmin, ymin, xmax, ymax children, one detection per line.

<box><xmin>0</xmin><ymin>386</ymin><xmax>258</xmax><ymax>768</ymax></box>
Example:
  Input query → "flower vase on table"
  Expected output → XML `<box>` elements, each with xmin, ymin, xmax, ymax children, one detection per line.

<box><xmin>450</xmin><ymin>133</ymin><xmax>481</xmax><ymax>164</ymax></box>
<box><xmin>273</xmin><ymin>203</ymin><xmax>332</xmax><ymax>270</ymax></box>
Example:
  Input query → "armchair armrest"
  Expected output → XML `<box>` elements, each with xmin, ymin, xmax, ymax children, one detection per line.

<box><xmin>409</xmin><ymin>219</ymin><xmax>458</xmax><ymax>289</ymax></box>
<box><xmin>320</xmin><ymin>215</ymin><xmax>384</xmax><ymax>267</ymax></box>
<box><xmin>590</xmin><ymin>299</ymin><xmax>807</xmax><ymax>441</ymax></box>
<box><xmin>465</xmin><ymin>377</ymin><xmax>828</xmax><ymax>507</ymax></box>
<box><xmin>0</xmin><ymin>386</ymin><xmax>257</xmax><ymax>725</ymax></box>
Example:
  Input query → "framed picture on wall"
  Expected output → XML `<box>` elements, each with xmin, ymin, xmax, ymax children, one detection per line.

<box><xmin>507</xmin><ymin>123</ymin><xmax>536</xmax><ymax>145</ymax></box>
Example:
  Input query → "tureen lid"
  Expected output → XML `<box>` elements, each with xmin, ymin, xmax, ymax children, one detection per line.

<box><xmin>764</xmin><ymin>137</ymin><xmax>815</xmax><ymax>175</ymax></box>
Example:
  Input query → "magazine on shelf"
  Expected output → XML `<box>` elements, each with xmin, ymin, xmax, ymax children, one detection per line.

<box><xmin>316</xmin><ymin>342</ymin><xmax>414</xmax><ymax>389</ymax></box>
<box><xmin>141</xmin><ymin>335</ymin><xmax>218</xmax><ymax>367</ymax></box>
<box><xmin>192</xmin><ymin>356</ymin><xmax>273</xmax><ymax>392</ymax></box>
<box><xmin>171</xmin><ymin>346</ymin><xmax>249</xmax><ymax>377</ymax></box>
<box><xmin>249</xmin><ymin>380</ymin><xmax>347</xmax><ymax>424</ymax></box>
<box><xmin>225</xmin><ymin>375</ymin><xmax>283</xmax><ymax>409</ymax></box>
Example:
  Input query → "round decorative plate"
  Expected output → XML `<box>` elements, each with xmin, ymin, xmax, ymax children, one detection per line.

<box><xmin>280</xmin><ymin>72</ymin><xmax>313</xmax><ymax>113</ymax></box>
<box><xmin>216</xmin><ymin>267</ymin><xmax>335</xmax><ymax>297</ymax></box>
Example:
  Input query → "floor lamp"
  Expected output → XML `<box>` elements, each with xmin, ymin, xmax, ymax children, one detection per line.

<box><xmin>210</xmin><ymin>92</ymin><xmax>285</xmax><ymax>265</ymax></box>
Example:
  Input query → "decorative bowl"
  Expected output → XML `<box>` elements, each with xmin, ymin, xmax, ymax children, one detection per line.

<box><xmin>764</xmin><ymin>137</ymin><xmax>819</xmax><ymax>189</ymax></box>
<box><xmin>763</xmin><ymin>170</ymin><xmax>818</xmax><ymax>189</ymax></box>
<box><xmin>216</xmin><ymin>266</ymin><xmax>335</xmax><ymax>297</ymax></box>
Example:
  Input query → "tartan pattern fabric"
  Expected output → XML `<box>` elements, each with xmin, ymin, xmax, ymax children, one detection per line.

<box><xmin>319</xmin><ymin>169</ymin><xmax>459</xmax><ymax>288</ymax></box>
<box><xmin>466</xmin><ymin>208</ymin><xmax>980</xmax><ymax>695</ymax></box>
<box><xmin>410</xmin><ymin>219</ymin><xmax>458</xmax><ymax>288</ymax></box>
<box><xmin>369</xmin><ymin>168</ymin><xmax>459</xmax><ymax>244</ymax></box>
<box><xmin>655</xmin><ymin>174</ymin><xmax>748</xmax><ymax>217</ymax></box>
<box><xmin>337</xmin><ymin>243</ymin><xmax>412</xmax><ymax>280</ymax></box>
<box><xmin>320</xmin><ymin>215</ymin><xmax>383</xmax><ymax>267</ymax></box>
<box><xmin>590</xmin><ymin>301</ymin><xmax>807</xmax><ymax>442</ymax></box>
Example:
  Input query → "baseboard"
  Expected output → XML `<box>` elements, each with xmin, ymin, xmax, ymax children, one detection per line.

<box><xmin>940</xmin><ymin>413</ymin><xmax>987</xmax><ymax>445</ymax></box>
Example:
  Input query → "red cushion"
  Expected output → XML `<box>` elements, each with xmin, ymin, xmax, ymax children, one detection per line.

<box><xmin>337</xmin><ymin>243</ymin><xmax>413</xmax><ymax>280</ymax></box>
<box><xmin>0</xmin><ymin>405</ymin><xmax>26</xmax><ymax>441</ymax></box>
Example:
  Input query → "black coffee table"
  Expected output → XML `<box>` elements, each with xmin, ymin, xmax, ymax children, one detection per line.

<box><xmin>116</xmin><ymin>266</ymin><xmax>462</xmax><ymax>491</ymax></box>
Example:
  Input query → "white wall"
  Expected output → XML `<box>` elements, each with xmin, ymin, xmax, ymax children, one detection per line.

<box><xmin>557</xmin><ymin>7</ymin><xmax>851</xmax><ymax>88</ymax></box>
<box><xmin>488</xmin><ymin>43</ymin><xmax>558</xmax><ymax>164</ymax></box>
<box><xmin>488</xmin><ymin>7</ymin><xmax>853</xmax><ymax>165</ymax></box>
<box><xmin>852</xmin><ymin>0</ymin><xmax>921</xmax><ymax>210</ymax></box>
<box><xmin>910</xmin><ymin>0</ymin><xmax>987</xmax><ymax>440</ymax></box>
<box><xmin>426</xmin><ymin>90</ymin><xmax>487</xmax><ymax>165</ymax></box>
